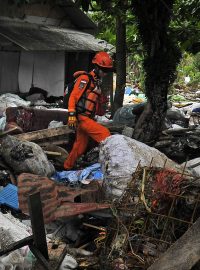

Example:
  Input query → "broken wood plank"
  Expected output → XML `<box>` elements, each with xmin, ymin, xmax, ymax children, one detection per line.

<box><xmin>38</xmin><ymin>139</ymin><xmax>69</xmax><ymax>147</ymax></box>
<box><xmin>162</xmin><ymin>127</ymin><xmax>196</xmax><ymax>135</ymax></box>
<box><xmin>12</xmin><ymin>123</ymin><xmax>124</xmax><ymax>144</ymax></box>
<box><xmin>44</xmin><ymin>151</ymin><xmax>62</xmax><ymax>156</ymax></box>
<box><xmin>148</xmin><ymin>217</ymin><xmax>200</xmax><ymax>270</ymax></box>
<box><xmin>0</xmin><ymin>127</ymin><xmax>21</xmax><ymax>137</ymax></box>
<box><xmin>14</xmin><ymin>126</ymin><xmax>74</xmax><ymax>142</ymax></box>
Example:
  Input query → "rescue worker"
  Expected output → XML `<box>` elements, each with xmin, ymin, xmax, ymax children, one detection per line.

<box><xmin>64</xmin><ymin>51</ymin><xmax>113</xmax><ymax>170</ymax></box>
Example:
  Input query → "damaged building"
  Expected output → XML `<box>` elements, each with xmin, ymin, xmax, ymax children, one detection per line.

<box><xmin>0</xmin><ymin>0</ymin><xmax>113</xmax><ymax>97</ymax></box>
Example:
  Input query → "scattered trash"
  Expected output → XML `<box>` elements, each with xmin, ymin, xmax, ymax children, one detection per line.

<box><xmin>155</xmin><ymin>125</ymin><xmax>200</xmax><ymax>162</ymax></box>
<box><xmin>0</xmin><ymin>87</ymin><xmax>199</xmax><ymax>270</ymax></box>
<box><xmin>59</xmin><ymin>254</ymin><xmax>78</xmax><ymax>270</ymax></box>
<box><xmin>96</xmin><ymin>165</ymin><xmax>200</xmax><ymax>269</ymax></box>
<box><xmin>0</xmin><ymin>212</ymin><xmax>32</xmax><ymax>270</ymax></box>
<box><xmin>0</xmin><ymin>116</ymin><xmax>6</xmax><ymax>131</ymax></box>
<box><xmin>113</xmin><ymin>103</ymin><xmax>145</xmax><ymax>127</ymax></box>
<box><xmin>182</xmin><ymin>157</ymin><xmax>200</xmax><ymax>177</ymax></box>
<box><xmin>0</xmin><ymin>94</ymin><xmax>31</xmax><ymax>113</ymax></box>
<box><xmin>48</xmin><ymin>120</ymin><xmax>64</xmax><ymax>129</ymax></box>
<box><xmin>53</xmin><ymin>163</ymin><xmax>103</xmax><ymax>184</ymax></box>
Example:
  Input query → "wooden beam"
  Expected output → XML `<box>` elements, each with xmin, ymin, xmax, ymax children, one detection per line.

<box><xmin>148</xmin><ymin>217</ymin><xmax>200</xmax><ymax>270</ymax></box>
<box><xmin>14</xmin><ymin>126</ymin><xmax>74</xmax><ymax>142</ymax></box>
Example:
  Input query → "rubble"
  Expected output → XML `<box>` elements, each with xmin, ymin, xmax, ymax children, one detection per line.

<box><xmin>0</xmin><ymin>91</ymin><xmax>199</xmax><ymax>269</ymax></box>
<box><xmin>0</xmin><ymin>212</ymin><xmax>32</xmax><ymax>270</ymax></box>
<box><xmin>96</xmin><ymin>165</ymin><xmax>200</xmax><ymax>269</ymax></box>
<box><xmin>1</xmin><ymin>135</ymin><xmax>55</xmax><ymax>177</ymax></box>
<box><xmin>155</xmin><ymin>125</ymin><xmax>200</xmax><ymax>162</ymax></box>
<box><xmin>0</xmin><ymin>93</ymin><xmax>31</xmax><ymax>113</ymax></box>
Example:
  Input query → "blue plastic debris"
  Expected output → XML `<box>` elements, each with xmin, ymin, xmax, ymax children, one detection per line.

<box><xmin>125</xmin><ymin>86</ymin><xmax>133</xmax><ymax>95</ymax></box>
<box><xmin>0</xmin><ymin>184</ymin><xmax>19</xmax><ymax>210</ymax></box>
<box><xmin>52</xmin><ymin>163</ymin><xmax>104</xmax><ymax>184</ymax></box>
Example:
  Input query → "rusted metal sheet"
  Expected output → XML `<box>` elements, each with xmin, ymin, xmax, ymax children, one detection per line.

<box><xmin>18</xmin><ymin>173</ymin><xmax>109</xmax><ymax>223</ymax></box>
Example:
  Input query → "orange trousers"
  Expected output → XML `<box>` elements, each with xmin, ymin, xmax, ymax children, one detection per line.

<box><xmin>64</xmin><ymin>115</ymin><xmax>110</xmax><ymax>170</ymax></box>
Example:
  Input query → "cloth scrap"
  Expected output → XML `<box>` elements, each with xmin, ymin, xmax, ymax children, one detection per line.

<box><xmin>52</xmin><ymin>163</ymin><xmax>103</xmax><ymax>184</ymax></box>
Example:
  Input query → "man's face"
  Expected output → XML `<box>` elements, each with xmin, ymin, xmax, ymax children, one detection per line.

<box><xmin>98</xmin><ymin>69</ymin><xmax>108</xmax><ymax>78</ymax></box>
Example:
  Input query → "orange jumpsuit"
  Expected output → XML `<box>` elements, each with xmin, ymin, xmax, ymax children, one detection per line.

<box><xmin>64</xmin><ymin>70</ymin><xmax>110</xmax><ymax>170</ymax></box>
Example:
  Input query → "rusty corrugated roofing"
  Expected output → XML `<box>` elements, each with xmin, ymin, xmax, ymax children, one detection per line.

<box><xmin>18</xmin><ymin>173</ymin><xmax>110</xmax><ymax>223</ymax></box>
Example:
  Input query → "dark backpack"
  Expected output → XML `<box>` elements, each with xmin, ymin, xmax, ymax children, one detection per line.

<box><xmin>63</xmin><ymin>72</ymin><xmax>93</xmax><ymax>109</ymax></box>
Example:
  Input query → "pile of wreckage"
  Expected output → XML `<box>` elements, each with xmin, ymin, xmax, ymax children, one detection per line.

<box><xmin>0</xmin><ymin>92</ymin><xmax>200</xmax><ymax>270</ymax></box>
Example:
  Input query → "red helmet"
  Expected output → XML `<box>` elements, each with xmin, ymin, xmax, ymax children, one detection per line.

<box><xmin>92</xmin><ymin>51</ymin><xmax>113</xmax><ymax>69</ymax></box>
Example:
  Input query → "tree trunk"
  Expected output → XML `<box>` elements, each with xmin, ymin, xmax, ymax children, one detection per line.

<box><xmin>132</xmin><ymin>0</ymin><xmax>181</xmax><ymax>143</ymax></box>
<box><xmin>111</xmin><ymin>13</ymin><xmax>126</xmax><ymax>117</ymax></box>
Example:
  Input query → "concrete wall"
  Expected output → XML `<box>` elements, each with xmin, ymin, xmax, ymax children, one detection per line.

<box><xmin>19</xmin><ymin>51</ymin><xmax>65</xmax><ymax>96</ymax></box>
<box><xmin>0</xmin><ymin>51</ymin><xmax>113</xmax><ymax>97</ymax></box>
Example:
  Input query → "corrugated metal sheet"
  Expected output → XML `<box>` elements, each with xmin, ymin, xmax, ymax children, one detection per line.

<box><xmin>18</xmin><ymin>173</ymin><xmax>110</xmax><ymax>224</ymax></box>
<box><xmin>0</xmin><ymin>19</ymin><xmax>104</xmax><ymax>51</ymax></box>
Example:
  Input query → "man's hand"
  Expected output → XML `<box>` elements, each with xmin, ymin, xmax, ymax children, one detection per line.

<box><xmin>68</xmin><ymin>112</ymin><xmax>77</xmax><ymax>129</ymax></box>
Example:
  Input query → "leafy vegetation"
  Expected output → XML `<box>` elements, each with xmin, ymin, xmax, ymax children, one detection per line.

<box><xmin>174</xmin><ymin>52</ymin><xmax>200</xmax><ymax>90</ymax></box>
<box><xmin>88</xmin><ymin>0</ymin><xmax>199</xmax><ymax>95</ymax></box>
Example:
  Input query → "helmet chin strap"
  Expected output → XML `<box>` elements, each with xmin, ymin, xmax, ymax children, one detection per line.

<box><xmin>93</xmin><ymin>65</ymin><xmax>101</xmax><ymax>77</ymax></box>
<box><xmin>93</xmin><ymin>66</ymin><xmax>102</xmax><ymax>87</ymax></box>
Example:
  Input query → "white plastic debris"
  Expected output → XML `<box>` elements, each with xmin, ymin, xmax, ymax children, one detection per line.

<box><xmin>99</xmin><ymin>135</ymin><xmax>184</xmax><ymax>198</ymax></box>
<box><xmin>0</xmin><ymin>94</ymin><xmax>31</xmax><ymax>112</ymax></box>
<box><xmin>59</xmin><ymin>254</ymin><xmax>78</xmax><ymax>270</ymax></box>
<box><xmin>182</xmin><ymin>158</ymin><xmax>200</xmax><ymax>178</ymax></box>
<box><xmin>184</xmin><ymin>76</ymin><xmax>190</xmax><ymax>84</ymax></box>
<box><xmin>0</xmin><ymin>116</ymin><xmax>6</xmax><ymax>131</ymax></box>
<box><xmin>0</xmin><ymin>212</ymin><xmax>32</xmax><ymax>270</ymax></box>
<box><xmin>96</xmin><ymin>115</ymin><xmax>112</xmax><ymax>123</ymax></box>
<box><xmin>48</xmin><ymin>120</ymin><xmax>64</xmax><ymax>129</ymax></box>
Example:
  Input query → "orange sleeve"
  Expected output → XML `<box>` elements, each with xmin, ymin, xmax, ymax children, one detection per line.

<box><xmin>68</xmin><ymin>75</ymin><xmax>90</xmax><ymax>113</ymax></box>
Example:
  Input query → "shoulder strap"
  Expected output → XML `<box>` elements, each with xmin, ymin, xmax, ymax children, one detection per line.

<box><xmin>78</xmin><ymin>72</ymin><xmax>94</xmax><ymax>92</ymax></box>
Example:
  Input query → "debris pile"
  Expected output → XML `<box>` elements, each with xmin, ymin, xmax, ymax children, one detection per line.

<box><xmin>98</xmin><ymin>165</ymin><xmax>200</xmax><ymax>270</ymax></box>
<box><xmin>99</xmin><ymin>135</ymin><xmax>184</xmax><ymax>198</ymax></box>
<box><xmin>0</xmin><ymin>91</ymin><xmax>199</xmax><ymax>269</ymax></box>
